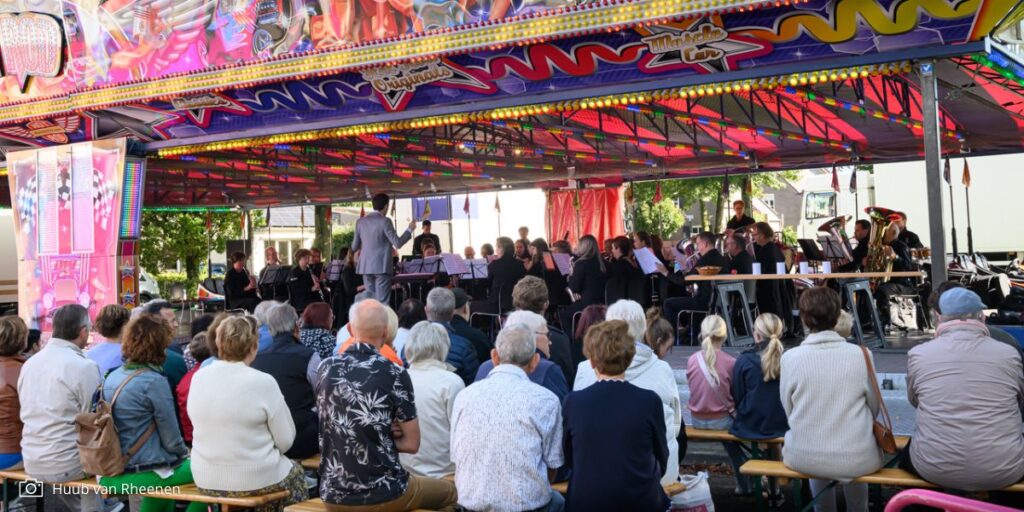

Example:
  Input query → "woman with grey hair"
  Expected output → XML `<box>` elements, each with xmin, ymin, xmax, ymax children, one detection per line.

<box><xmin>400</xmin><ymin>321</ymin><xmax>465</xmax><ymax>478</ymax></box>
<box><xmin>574</xmin><ymin>299</ymin><xmax>682</xmax><ymax>485</ymax></box>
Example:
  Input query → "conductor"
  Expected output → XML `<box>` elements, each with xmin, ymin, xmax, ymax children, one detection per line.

<box><xmin>353</xmin><ymin>193</ymin><xmax>415</xmax><ymax>304</ymax></box>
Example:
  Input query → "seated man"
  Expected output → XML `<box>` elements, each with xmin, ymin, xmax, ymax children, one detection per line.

<box><xmin>512</xmin><ymin>276</ymin><xmax>575</xmax><ymax>383</ymax></box>
<box><xmin>449</xmin><ymin>288</ymin><xmax>491</xmax><ymax>364</ymax></box>
<box><xmin>905</xmin><ymin>288</ymin><xmax>1024</xmax><ymax>491</ymax></box>
<box><xmin>18</xmin><ymin>305</ymin><xmax>103</xmax><ymax>511</ymax></box>
<box><xmin>452</xmin><ymin>324</ymin><xmax>565</xmax><ymax>512</ymax></box>
<box><xmin>317</xmin><ymin>300</ymin><xmax>457</xmax><ymax>511</ymax></box>
<box><xmin>475</xmin><ymin>311</ymin><xmax>569</xmax><ymax>402</ymax></box>
<box><xmin>425</xmin><ymin>288</ymin><xmax>479</xmax><ymax>385</ymax></box>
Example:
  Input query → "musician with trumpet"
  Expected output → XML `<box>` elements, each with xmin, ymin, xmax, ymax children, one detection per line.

<box><xmin>225</xmin><ymin>251</ymin><xmax>261</xmax><ymax>312</ymax></box>
<box><xmin>288</xmin><ymin>248</ymin><xmax>325</xmax><ymax>314</ymax></box>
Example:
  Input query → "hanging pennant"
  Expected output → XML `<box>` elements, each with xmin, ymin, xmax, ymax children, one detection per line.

<box><xmin>390</xmin><ymin>198</ymin><xmax>397</xmax><ymax>217</ymax></box>
<box><xmin>422</xmin><ymin>201</ymin><xmax>432</xmax><ymax>220</ymax></box>
<box><xmin>573</xmin><ymin>189</ymin><xmax>581</xmax><ymax>209</ymax></box>
<box><xmin>830</xmin><ymin>165</ymin><xmax>840</xmax><ymax>193</ymax></box>
<box><xmin>266</xmin><ymin>207</ymin><xmax>271</xmax><ymax>225</ymax></box>
<box><xmin>849</xmin><ymin>168</ymin><xmax>858</xmax><ymax>193</ymax></box>
<box><xmin>743</xmin><ymin>174</ymin><xmax>753</xmax><ymax>196</ymax></box>
<box><xmin>206</xmin><ymin>211</ymin><xmax>212</xmax><ymax>231</ymax></box>
<box><xmin>720</xmin><ymin>173</ymin><xmax>730</xmax><ymax>199</ymax></box>
<box><xmin>463</xmin><ymin>193</ymin><xmax>470</xmax><ymax>215</ymax></box>
<box><xmin>300</xmin><ymin>206</ymin><xmax>306</xmax><ymax>229</ymax></box>
<box><xmin>624</xmin><ymin>183</ymin><xmax>635</xmax><ymax>206</ymax></box>
<box><xmin>652</xmin><ymin>181</ymin><xmax>663</xmax><ymax>204</ymax></box>
<box><xmin>962</xmin><ymin>159</ymin><xmax>971</xmax><ymax>188</ymax></box>
<box><xmin>494</xmin><ymin>194</ymin><xmax>502</xmax><ymax>214</ymax></box>
<box><xmin>943</xmin><ymin>156</ymin><xmax>951</xmax><ymax>185</ymax></box>
<box><xmin>360</xmin><ymin>205</ymin><xmax>366</xmax><ymax>218</ymax></box>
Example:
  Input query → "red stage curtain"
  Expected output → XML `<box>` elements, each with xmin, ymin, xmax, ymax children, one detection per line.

<box><xmin>546</xmin><ymin>188</ymin><xmax>623</xmax><ymax>245</ymax></box>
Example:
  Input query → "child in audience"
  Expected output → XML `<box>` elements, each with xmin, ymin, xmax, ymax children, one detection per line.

<box><xmin>686</xmin><ymin>315</ymin><xmax>750</xmax><ymax>494</ymax></box>
<box><xmin>730</xmin><ymin>313</ymin><xmax>788</xmax><ymax>440</ymax></box>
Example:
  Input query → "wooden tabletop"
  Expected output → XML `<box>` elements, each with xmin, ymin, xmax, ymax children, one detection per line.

<box><xmin>684</xmin><ymin>271</ymin><xmax>925</xmax><ymax>282</ymax></box>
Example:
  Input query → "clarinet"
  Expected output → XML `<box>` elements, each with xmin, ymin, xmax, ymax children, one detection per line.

<box><xmin>310</xmin><ymin>268</ymin><xmax>326</xmax><ymax>302</ymax></box>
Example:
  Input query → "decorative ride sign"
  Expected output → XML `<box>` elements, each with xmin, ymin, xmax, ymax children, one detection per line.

<box><xmin>0</xmin><ymin>12</ymin><xmax>65</xmax><ymax>91</ymax></box>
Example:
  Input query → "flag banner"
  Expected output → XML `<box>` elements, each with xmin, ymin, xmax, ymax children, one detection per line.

<box><xmin>962</xmin><ymin>159</ymin><xmax>971</xmax><ymax>188</ymax></box>
<box><xmin>360</xmin><ymin>206</ymin><xmax>365</xmax><ymax>218</ymax></box>
<box><xmin>463</xmin><ymin>193</ymin><xmax>470</xmax><ymax>215</ymax></box>
<box><xmin>413</xmin><ymin>196</ymin><xmax>451</xmax><ymax>220</ymax></box>
<box><xmin>849</xmin><ymin>169</ymin><xmax>858</xmax><ymax>193</ymax></box>
<box><xmin>831</xmin><ymin>165</ymin><xmax>840</xmax><ymax>192</ymax></box>
<box><xmin>495</xmin><ymin>194</ymin><xmax>502</xmax><ymax>214</ymax></box>
<box><xmin>652</xmin><ymin>181</ymin><xmax>663</xmax><ymax>203</ymax></box>
<box><xmin>943</xmin><ymin>156</ymin><xmax>951</xmax><ymax>185</ymax></box>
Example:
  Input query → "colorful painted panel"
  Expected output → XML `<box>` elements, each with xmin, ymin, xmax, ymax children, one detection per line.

<box><xmin>7</xmin><ymin>139</ymin><xmax>127</xmax><ymax>330</ymax></box>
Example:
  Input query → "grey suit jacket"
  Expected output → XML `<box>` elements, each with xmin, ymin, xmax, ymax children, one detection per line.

<box><xmin>352</xmin><ymin>211</ymin><xmax>412</xmax><ymax>275</ymax></box>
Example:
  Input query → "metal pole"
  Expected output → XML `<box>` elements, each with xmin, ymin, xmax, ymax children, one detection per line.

<box><xmin>447</xmin><ymin>194</ymin><xmax>454</xmax><ymax>253</ymax></box>
<box><xmin>919</xmin><ymin>60</ymin><xmax>948</xmax><ymax>289</ymax></box>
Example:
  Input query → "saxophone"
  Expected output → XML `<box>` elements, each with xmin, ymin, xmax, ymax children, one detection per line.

<box><xmin>864</xmin><ymin>206</ymin><xmax>900</xmax><ymax>283</ymax></box>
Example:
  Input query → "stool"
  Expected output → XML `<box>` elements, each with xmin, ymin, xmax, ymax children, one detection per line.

<box><xmin>675</xmin><ymin>310</ymin><xmax>705</xmax><ymax>346</ymax></box>
<box><xmin>841</xmin><ymin>278</ymin><xmax>885</xmax><ymax>349</ymax></box>
<box><xmin>714</xmin><ymin>281</ymin><xmax>755</xmax><ymax>347</ymax></box>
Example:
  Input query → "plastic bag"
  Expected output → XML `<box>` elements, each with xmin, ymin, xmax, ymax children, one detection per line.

<box><xmin>670</xmin><ymin>472</ymin><xmax>715</xmax><ymax>512</ymax></box>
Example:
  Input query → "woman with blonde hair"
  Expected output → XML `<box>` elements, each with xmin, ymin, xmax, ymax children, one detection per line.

<box><xmin>730</xmin><ymin>313</ymin><xmax>788</xmax><ymax>440</ymax></box>
<box><xmin>686</xmin><ymin>314</ymin><xmax>751</xmax><ymax>494</ymax></box>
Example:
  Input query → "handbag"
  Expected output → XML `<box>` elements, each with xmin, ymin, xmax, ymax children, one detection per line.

<box><xmin>859</xmin><ymin>346</ymin><xmax>897</xmax><ymax>454</ymax></box>
<box><xmin>74</xmin><ymin>369</ymin><xmax>157</xmax><ymax>476</ymax></box>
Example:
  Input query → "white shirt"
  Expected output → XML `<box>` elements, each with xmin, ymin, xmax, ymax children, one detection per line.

<box><xmin>451</xmin><ymin>364</ymin><xmax>563</xmax><ymax>512</ymax></box>
<box><xmin>18</xmin><ymin>338</ymin><xmax>102</xmax><ymax>477</ymax></box>
<box><xmin>400</xmin><ymin>359</ymin><xmax>464</xmax><ymax>478</ymax></box>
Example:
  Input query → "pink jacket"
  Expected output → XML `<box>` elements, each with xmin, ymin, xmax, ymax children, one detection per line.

<box><xmin>686</xmin><ymin>350</ymin><xmax>736</xmax><ymax>420</ymax></box>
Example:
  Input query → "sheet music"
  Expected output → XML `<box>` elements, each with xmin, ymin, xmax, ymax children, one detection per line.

<box><xmin>633</xmin><ymin>247</ymin><xmax>661</xmax><ymax>275</ymax></box>
<box><xmin>670</xmin><ymin>246</ymin><xmax>688</xmax><ymax>265</ymax></box>
<box><xmin>461</xmin><ymin>259</ymin><xmax>490</xmax><ymax>280</ymax></box>
<box><xmin>403</xmin><ymin>259</ymin><xmax>425</xmax><ymax>274</ymax></box>
<box><xmin>423</xmin><ymin>255</ymin><xmax>442</xmax><ymax>273</ymax></box>
<box><xmin>440</xmin><ymin>253</ymin><xmax>469</xmax><ymax>276</ymax></box>
<box><xmin>552</xmin><ymin>253</ymin><xmax>573</xmax><ymax>276</ymax></box>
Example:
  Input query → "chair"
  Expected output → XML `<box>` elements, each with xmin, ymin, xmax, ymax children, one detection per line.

<box><xmin>470</xmin><ymin>285</ymin><xmax>505</xmax><ymax>342</ymax></box>
<box><xmin>841</xmin><ymin>278</ymin><xmax>886</xmax><ymax>349</ymax></box>
<box><xmin>675</xmin><ymin>309</ymin><xmax>705</xmax><ymax>346</ymax></box>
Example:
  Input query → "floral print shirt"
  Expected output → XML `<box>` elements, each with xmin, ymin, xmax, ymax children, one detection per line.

<box><xmin>299</xmin><ymin>327</ymin><xmax>337</xmax><ymax>360</ymax></box>
<box><xmin>316</xmin><ymin>343</ymin><xmax>417</xmax><ymax>505</ymax></box>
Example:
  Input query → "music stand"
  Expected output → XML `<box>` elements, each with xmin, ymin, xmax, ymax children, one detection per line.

<box><xmin>798</xmin><ymin>239</ymin><xmax>825</xmax><ymax>262</ymax></box>
<box><xmin>259</xmin><ymin>266</ymin><xmax>291</xmax><ymax>301</ymax></box>
<box><xmin>819</xmin><ymin>235</ymin><xmax>851</xmax><ymax>267</ymax></box>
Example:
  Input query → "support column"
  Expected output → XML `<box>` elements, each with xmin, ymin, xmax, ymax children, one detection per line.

<box><xmin>919</xmin><ymin>60</ymin><xmax>948</xmax><ymax>289</ymax></box>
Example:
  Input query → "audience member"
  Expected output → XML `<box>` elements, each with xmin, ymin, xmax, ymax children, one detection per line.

<box><xmin>189</xmin><ymin>316</ymin><xmax>308</xmax><ymax>509</ymax></box>
<box><xmin>929</xmin><ymin>281</ymin><xmax>1021</xmax><ymax>355</ymax></box>
<box><xmin>177</xmin><ymin>332</ymin><xmax>212</xmax><ymax>446</ymax></box>
<box><xmin>472</xmin><ymin>237</ymin><xmax>526</xmax><ymax>315</ymax></box>
<box><xmin>299</xmin><ymin>303</ymin><xmax>336</xmax><ymax>360</ymax></box>
<box><xmin>452</xmin><ymin>324</ymin><xmax>564</xmax><ymax>512</ymax></box>
<box><xmin>0</xmin><ymin>316</ymin><xmax>27</xmax><ymax>470</ymax></box>
<box><xmin>200</xmin><ymin>313</ymin><xmax>231</xmax><ymax>369</ymax></box>
<box><xmin>643</xmin><ymin>309</ymin><xmax>674</xmax><ymax>359</ymax></box>
<box><xmin>781</xmin><ymin>286</ymin><xmax>881</xmax><ymax>512</ymax></box>
<box><xmin>561</xmin><ymin>235</ymin><xmax>608</xmax><ymax>332</ymax></box>
<box><xmin>142</xmin><ymin>301</ymin><xmax>189</xmax><ymax>389</ymax></box>
<box><xmin>476</xmin><ymin>311</ymin><xmax>569</xmax><ymax>402</ymax></box>
<box><xmin>183</xmin><ymin>314</ymin><xmax>216</xmax><ymax>370</ymax></box>
<box><xmin>575</xmin><ymin>300</ymin><xmax>681</xmax><ymax>485</ymax></box>
<box><xmin>563</xmin><ymin>320</ymin><xmax>669</xmax><ymax>512</ymax></box>
<box><xmin>687</xmin><ymin>315</ymin><xmax>750</xmax><ymax>494</ymax></box>
<box><xmin>86</xmin><ymin>304</ymin><xmax>131</xmax><ymax>377</ymax></box>
<box><xmin>449</xmin><ymin>288</ymin><xmax>491</xmax><ymax>364</ymax></box>
<box><xmin>97</xmin><ymin>314</ymin><xmax>205</xmax><ymax>512</ymax></box>
<box><xmin>18</xmin><ymin>304</ymin><xmax>102</xmax><ymax>511</ymax></box>
<box><xmin>251</xmin><ymin>304</ymin><xmax>321</xmax><ymax>459</ymax></box>
<box><xmin>571</xmin><ymin>304</ymin><xmax>607</xmax><ymax>365</ymax></box>
<box><xmin>905</xmin><ymin>287</ymin><xmax>1024</xmax><ymax>491</ymax></box>
<box><xmin>318</xmin><ymin>300</ymin><xmax>457</xmax><ymax>511</ymax></box>
<box><xmin>513</xmin><ymin>276</ymin><xmax>575</xmax><ymax>382</ymax></box>
<box><xmin>400</xmin><ymin>321</ymin><xmax>465</xmax><ymax>479</ymax></box>
<box><xmin>337</xmin><ymin>299</ymin><xmax>404</xmax><ymax>366</ymax></box>
<box><xmin>425</xmin><ymin>288</ymin><xmax>479</xmax><ymax>385</ymax></box>
<box><xmin>394</xmin><ymin>299</ymin><xmax>426</xmax><ymax>357</ymax></box>
<box><xmin>730</xmin><ymin>313</ymin><xmax>788</xmax><ymax>440</ymax></box>
<box><xmin>254</xmin><ymin>301</ymin><xmax>280</xmax><ymax>352</ymax></box>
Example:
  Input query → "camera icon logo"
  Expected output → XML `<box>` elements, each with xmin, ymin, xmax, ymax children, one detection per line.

<box><xmin>18</xmin><ymin>479</ymin><xmax>44</xmax><ymax>498</ymax></box>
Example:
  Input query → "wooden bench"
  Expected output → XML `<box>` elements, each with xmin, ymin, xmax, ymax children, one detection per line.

<box><xmin>684</xmin><ymin>427</ymin><xmax>911</xmax><ymax>450</ymax></box>
<box><xmin>551</xmin><ymin>481</ymin><xmax>687</xmax><ymax>496</ymax></box>
<box><xmin>0</xmin><ymin>469</ymin><xmax>291</xmax><ymax>512</ymax></box>
<box><xmin>285</xmin><ymin>500</ymin><xmax>435</xmax><ymax>512</ymax></box>
<box><xmin>301</xmin><ymin>456</ymin><xmax>320</xmax><ymax>470</ymax></box>
<box><xmin>740</xmin><ymin>460</ymin><xmax>1024</xmax><ymax>512</ymax></box>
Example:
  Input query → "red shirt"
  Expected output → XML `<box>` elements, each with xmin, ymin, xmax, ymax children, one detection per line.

<box><xmin>176</xmin><ymin>365</ymin><xmax>200</xmax><ymax>444</ymax></box>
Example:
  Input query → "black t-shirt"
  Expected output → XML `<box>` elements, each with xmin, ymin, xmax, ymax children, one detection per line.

<box><xmin>727</xmin><ymin>215</ymin><xmax>756</xmax><ymax>231</ymax></box>
<box><xmin>898</xmin><ymin>229</ymin><xmax>924</xmax><ymax>250</ymax></box>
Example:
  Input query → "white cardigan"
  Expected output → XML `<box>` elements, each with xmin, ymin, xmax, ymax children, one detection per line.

<box><xmin>780</xmin><ymin>331</ymin><xmax>883</xmax><ymax>481</ymax></box>
<box><xmin>188</xmin><ymin>360</ymin><xmax>297</xmax><ymax>491</ymax></box>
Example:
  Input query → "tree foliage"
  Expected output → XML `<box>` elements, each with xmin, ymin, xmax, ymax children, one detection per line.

<box><xmin>634</xmin><ymin>200</ymin><xmax>686</xmax><ymax>239</ymax></box>
<box><xmin>140</xmin><ymin>211</ymin><xmax>244</xmax><ymax>281</ymax></box>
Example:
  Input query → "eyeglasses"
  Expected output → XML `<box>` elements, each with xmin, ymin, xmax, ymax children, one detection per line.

<box><xmin>536</xmin><ymin>331</ymin><xmax>549</xmax><ymax>337</ymax></box>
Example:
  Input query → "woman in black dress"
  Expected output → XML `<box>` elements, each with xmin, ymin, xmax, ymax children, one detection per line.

<box><xmin>752</xmin><ymin>222</ymin><xmax>794</xmax><ymax>333</ymax></box>
<box><xmin>471</xmin><ymin>237</ymin><xmax>526</xmax><ymax>314</ymax></box>
<box><xmin>606</xmin><ymin>237</ymin><xmax>644</xmax><ymax>305</ymax></box>
<box><xmin>287</xmin><ymin>248</ymin><xmax>324</xmax><ymax>314</ymax></box>
<box><xmin>561</xmin><ymin>235</ymin><xmax>608</xmax><ymax>333</ymax></box>
<box><xmin>526</xmin><ymin>238</ymin><xmax>569</xmax><ymax>309</ymax></box>
<box><xmin>224</xmin><ymin>252</ymin><xmax>260</xmax><ymax>312</ymax></box>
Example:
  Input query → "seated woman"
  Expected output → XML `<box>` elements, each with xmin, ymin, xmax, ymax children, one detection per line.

<box><xmin>177</xmin><ymin>333</ymin><xmax>212</xmax><ymax>447</ymax></box>
<box><xmin>86</xmin><ymin>304</ymin><xmax>132</xmax><ymax>377</ymax></box>
<box><xmin>299</xmin><ymin>303</ymin><xmax>336</xmax><ymax>360</ymax></box>
<box><xmin>571</xmin><ymin>304</ymin><xmax>607</xmax><ymax>365</ymax></box>
<box><xmin>781</xmin><ymin>286</ymin><xmax>882</xmax><ymax>512</ymax></box>
<box><xmin>575</xmin><ymin>300</ymin><xmax>680</xmax><ymax>486</ymax></box>
<box><xmin>287</xmin><ymin>248</ymin><xmax>324</xmax><ymax>314</ymax></box>
<box><xmin>560</xmin><ymin>235</ymin><xmax>609</xmax><ymax>334</ymax></box>
<box><xmin>189</xmin><ymin>316</ymin><xmax>307</xmax><ymax>511</ymax></box>
<box><xmin>0</xmin><ymin>316</ymin><xmax>28</xmax><ymax>470</ymax></box>
<box><xmin>645</xmin><ymin>308</ymin><xmax>687</xmax><ymax>461</ymax></box>
<box><xmin>98</xmin><ymin>314</ymin><xmax>205</xmax><ymax>512</ymax></box>
<box><xmin>730</xmin><ymin>313</ymin><xmax>788</xmax><ymax>441</ymax></box>
<box><xmin>225</xmin><ymin>252</ymin><xmax>261</xmax><ymax>312</ymax></box>
<box><xmin>686</xmin><ymin>315</ymin><xmax>751</xmax><ymax>495</ymax></box>
<box><xmin>563</xmin><ymin>320</ymin><xmax>669</xmax><ymax>512</ymax></box>
<box><xmin>399</xmin><ymin>321</ymin><xmax>465</xmax><ymax>479</ymax></box>
<box><xmin>606</xmin><ymin>237</ymin><xmax>644</xmax><ymax>305</ymax></box>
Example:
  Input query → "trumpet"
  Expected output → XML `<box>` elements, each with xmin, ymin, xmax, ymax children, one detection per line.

<box><xmin>817</xmin><ymin>215</ymin><xmax>854</xmax><ymax>265</ymax></box>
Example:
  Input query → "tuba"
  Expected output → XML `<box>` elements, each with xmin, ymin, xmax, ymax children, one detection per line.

<box><xmin>817</xmin><ymin>215</ymin><xmax>854</xmax><ymax>265</ymax></box>
<box><xmin>864</xmin><ymin>206</ymin><xmax>901</xmax><ymax>282</ymax></box>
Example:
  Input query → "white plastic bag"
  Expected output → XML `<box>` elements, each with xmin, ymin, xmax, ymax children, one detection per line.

<box><xmin>670</xmin><ymin>472</ymin><xmax>715</xmax><ymax>512</ymax></box>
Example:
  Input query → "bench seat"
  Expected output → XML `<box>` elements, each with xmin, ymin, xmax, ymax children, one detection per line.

<box><xmin>740</xmin><ymin>460</ymin><xmax>1024</xmax><ymax>492</ymax></box>
<box><xmin>285</xmin><ymin>500</ymin><xmax>432</xmax><ymax>512</ymax></box>
<box><xmin>684</xmin><ymin>427</ymin><xmax>910</xmax><ymax>450</ymax></box>
<box><xmin>301</xmin><ymin>456</ymin><xmax>320</xmax><ymax>470</ymax></box>
<box><xmin>551</xmin><ymin>481</ymin><xmax>687</xmax><ymax>496</ymax></box>
<box><xmin>0</xmin><ymin>469</ymin><xmax>291</xmax><ymax>510</ymax></box>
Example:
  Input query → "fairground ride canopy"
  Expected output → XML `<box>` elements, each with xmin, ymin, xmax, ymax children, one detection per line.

<box><xmin>0</xmin><ymin>0</ymin><xmax>1023</xmax><ymax>207</ymax></box>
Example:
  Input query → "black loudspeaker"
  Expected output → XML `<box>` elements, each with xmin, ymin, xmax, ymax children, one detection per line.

<box><xmin>225</xmin><ymin>240</ymin><xmax>253</xmax><ymax>265</ymax></box>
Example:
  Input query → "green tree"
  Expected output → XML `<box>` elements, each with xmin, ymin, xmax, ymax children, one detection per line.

<box><xmin>140</xmin><ymin>211</ymin><xmax>243</xmax><ymax>282</ymax></box>
<box><xmin>634</xmin><ymin>200</ymin><xmax>685</xmax><ymax>239</ymax></box>
<box><xmin>332</xmin><ymin>226</ymin><xmax>355</xmax><ymax>252</ymax></box>
<box><xmin>313</xmin><ymin>205</ymin><xmax>332</xmax><ymax>258</ymax></box>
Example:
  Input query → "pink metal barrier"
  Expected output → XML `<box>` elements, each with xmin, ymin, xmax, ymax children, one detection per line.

<box><xmin>885</xmin><ymin>489</ymin><xmax>1020</xmax><ymax>512</ymax></box>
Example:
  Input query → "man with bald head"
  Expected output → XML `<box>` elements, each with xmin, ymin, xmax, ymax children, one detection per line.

<box><xmin>316</xmin><ymin>300</ymin><xmax>457</xmax><ymax>511</ymax></box>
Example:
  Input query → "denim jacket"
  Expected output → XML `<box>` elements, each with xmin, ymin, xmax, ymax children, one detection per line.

<box><xmin>102</xmin><ymin>365</ymin><xmax>188</xmax><ymax>473</ymax></box>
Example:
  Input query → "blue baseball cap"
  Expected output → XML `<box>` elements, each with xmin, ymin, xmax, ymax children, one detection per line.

<box><xmin>939</xmin><ymin>287</ymin><xmax>986</xmax><ymax>316</ymax></box>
